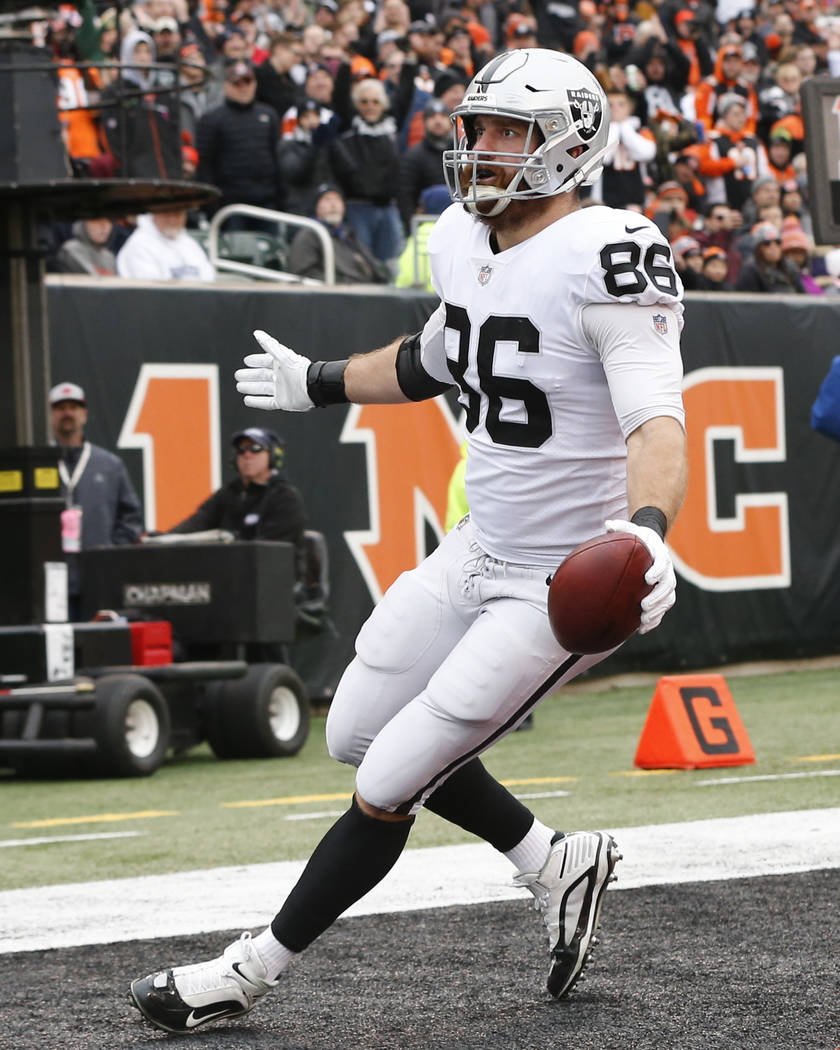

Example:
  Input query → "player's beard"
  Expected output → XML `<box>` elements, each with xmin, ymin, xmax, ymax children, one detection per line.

<box><xmin>458</xmin><ymin>160</ymin><xmax>553</xmax><ymax>230</ymax></box>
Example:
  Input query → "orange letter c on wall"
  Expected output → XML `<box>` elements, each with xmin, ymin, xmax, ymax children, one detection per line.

<box><xmin>668</xmin><ymin>367</ymin><xmax>790</xmax><ymax>591</ymax></box>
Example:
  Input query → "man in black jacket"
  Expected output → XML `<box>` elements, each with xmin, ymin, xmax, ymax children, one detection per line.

<box><xmin>168</xmin><ymin>427</ymin><xmax>307</xmax><ymax>548</ymax></box>
<box><xmin>397</xmin><ymin>98</ymin><xmax>450</xmax><ymax>233</ymax></box>
<box><xmin>196</xmin><ymin>60</ymin><xmax>284</xmax><ymax>215</ymax></box>
<box><xmin>256</xmin><ymin>32</ymin><xmax>299</xmax><ymax>121</ymax></box>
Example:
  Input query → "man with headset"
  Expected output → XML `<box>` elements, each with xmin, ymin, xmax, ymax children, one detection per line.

<box><xmin>167</xmin><ymin>426</ymin><xmax>308</xmax><ymax>545</ymax></box>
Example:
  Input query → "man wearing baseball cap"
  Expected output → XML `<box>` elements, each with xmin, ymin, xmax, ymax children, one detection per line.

<box><xmin>50</xmin><ymin>382</ymin><xmax>144</xmax><ymax>619</ymax></box>
<box><xmin>167</xmin><ymin>427</ymin><xmax>308</xmax><ymax>549</ymax></box>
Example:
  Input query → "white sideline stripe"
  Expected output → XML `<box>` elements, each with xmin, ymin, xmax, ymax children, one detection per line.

<box><xmin>0</xmin><ymin>807</ymin><xmax>837</xmax><ymax>955</ymax></box>
<box><xmin>0</xmin><ymin>831</ymin><xmax>143</xmax><ymax>849</ymax></box>
<box><xmin>696</xmin><ymin>769</ymin><xmax>840</xmax><ymax>786</ymax></box>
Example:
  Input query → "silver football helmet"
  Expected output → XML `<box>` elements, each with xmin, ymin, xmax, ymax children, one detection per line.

<box><xmin>443</xmin><ymin>49</ymin><xmax>611</xmax><ymax>216</ymax></box>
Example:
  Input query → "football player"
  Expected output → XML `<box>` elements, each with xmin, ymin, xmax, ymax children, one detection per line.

<box><xmin>130</xmin><ymin>49</ymin><xmax>687</xmax><ymax>1034</ymax></box>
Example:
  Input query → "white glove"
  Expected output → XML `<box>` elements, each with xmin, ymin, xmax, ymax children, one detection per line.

<box><xmin>604</xmin><ymin>518</ymin><xmax>676</xmax><ymax>633</ymax></box>
<box><xmin>234</xmin><ymin>330</ymin><xmax>314</xmax><ymax>412</ymax></box>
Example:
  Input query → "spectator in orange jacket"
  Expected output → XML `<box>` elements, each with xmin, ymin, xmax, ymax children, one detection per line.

<box><xmin>759</xmin><ymin>127</ymin><xmax>797</xmax><ymax>183</ymax></box>
<box><xmin>694</xmin><ymin>44</ymin><xmax>758</xmax><ymax>135</ymax></box>
<box><xmin>693</xmin><ymin>95</ymin><xmax>761</xmax><ymax>212</ymax></box>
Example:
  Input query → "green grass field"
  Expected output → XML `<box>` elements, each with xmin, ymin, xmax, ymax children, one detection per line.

<box><xmin>2</xmin><ymin>663</ymin><xmax>838</xmax><ymax>893</ymax></box>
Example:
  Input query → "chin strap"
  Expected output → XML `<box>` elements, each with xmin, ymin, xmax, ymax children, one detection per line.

<box><xmin>465</xmin><ymin>187</ymin><xmax>512</xmax><ymax>217</ymax></box>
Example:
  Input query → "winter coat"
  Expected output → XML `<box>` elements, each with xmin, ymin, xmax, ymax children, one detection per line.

<box><xmin>735</xmin><ymin>257</ymin><xmax>804</xmax><ymax>294</ymax></box>
<box><xmin>329</xmin><ymin>116</ymin><xmax>400</xmax><ymax>205</ymax></box>
<box><xmin>397</xmin><ymin>133</ymin><xmax>448</xmax><ymax>230</ymax></box>
<box><xmin>196</xmin><ymin>97</ymin><xmax>283</xmax><ymax>211</ymax></box>
<box><xmin>288</xmin><ymin>223</ymin><xmax>389</xmax><ymax>284</ymax></box>
<box><xmin>100</xmin><ymin>30</ymin><xmax>181</xmax><ymax>178</ymax></box>
<box><xmin>169</xmin><ymin>471</ymin><xmax>307</xmax><ymax>548</ymax></box>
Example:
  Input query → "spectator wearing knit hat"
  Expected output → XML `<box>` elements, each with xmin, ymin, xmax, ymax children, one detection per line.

<box><xmin>288</xmin><ymin>183</ymin><xmax>390</xmax><ymax>284</ymax></box>
<box><xmin>759</xmin><ymin>127</ymin><xmax>796</xmax><ymax>183</ymax></box>
<box><xmin>740</xmin><ymin>174</ymin><xmax>781</xmax><ymax>229</ymax></box>
<box><xmin>781</xmin><ymin>224</ymin><xmax>822</xmax><ymax>295</ymax></box>
<box><xmin>645</xmin><ymin>181</ymin><xmax>696</xmax><ymax>241</ymax></box>
<box><xmin>694</xmin><ymin>43</ymin><xmax>758</xmax><ymax>135</ymax></box>
<box><xmin>735</xmin><ymin>221</ymin><xmax>804</xmax><ymax>292</ymax></box>
<box><xmin>697</xmin><ymin>246</ymin><xmax>734</xmax><ymax>291</ymax></box>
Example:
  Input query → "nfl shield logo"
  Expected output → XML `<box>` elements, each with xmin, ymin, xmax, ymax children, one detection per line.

<box><xmin>653</xmin><ymin>313</ymin><xmax>668</xmax><ymax>335</ymax></box>
<box><xmin>478</xmin><ymin>265</ymin><xmax>493</xmax><ymax>286</ymax></box>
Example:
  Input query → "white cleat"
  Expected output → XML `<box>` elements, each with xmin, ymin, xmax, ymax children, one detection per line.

<box><xmin>129</xmin><ymin>932</ymin><xmax>279</xmax><ymax>1034</ymax></box>
<box><xmin>514</xmin><ymin>830</ymin><xmax>621</xmax><ymax>998</ymax></box>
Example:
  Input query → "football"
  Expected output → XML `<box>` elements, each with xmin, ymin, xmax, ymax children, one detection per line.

<box><xmin>548</xmin><ymin>533</ymin><xmax>654</xmax><ymax>654</ymax></box>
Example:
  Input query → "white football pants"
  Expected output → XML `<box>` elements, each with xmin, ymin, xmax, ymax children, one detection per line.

<box><xmin>325</xmin><ymin>518</ymin><xmax>613</xmax><ymax>815</ymax></box>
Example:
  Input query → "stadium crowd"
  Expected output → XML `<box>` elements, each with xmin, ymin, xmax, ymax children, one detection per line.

<box><xmin>39</xmin><ymin>0</ymin><xmax>840</xmax><ymax>290</ymax></box>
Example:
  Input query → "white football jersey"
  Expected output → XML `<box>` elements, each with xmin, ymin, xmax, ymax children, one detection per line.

<box><xmin>420</xmin><ymin>203</ymin><xmax>686</xmax><ymax>567</ymax></box>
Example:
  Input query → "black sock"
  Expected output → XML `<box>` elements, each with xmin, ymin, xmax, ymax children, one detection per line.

<box><xmin>424</xmin><ymin>758</ymin><xmax>534</xmax><ymax>853</ymax></box>
<box><xmin>271</xmin><ymin>796</ymin><xmax>414</xmax><ymax>952</ymax></box>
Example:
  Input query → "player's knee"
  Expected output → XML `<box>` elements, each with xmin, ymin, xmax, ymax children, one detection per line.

<box><xmin>325</xmin><ymin>705</ymin><xmax>365</xmax><ymax>767</ymax></box>
<box><xmin>354</xmin><ymin>762</ymin><xmax>398</xmax><ymax>813</ymax></box>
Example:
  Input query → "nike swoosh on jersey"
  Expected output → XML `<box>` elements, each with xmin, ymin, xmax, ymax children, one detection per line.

<box><xmin>625</xmin><ymin>224</ymin><xmax>646</xmax><ymax>233</ymax></box>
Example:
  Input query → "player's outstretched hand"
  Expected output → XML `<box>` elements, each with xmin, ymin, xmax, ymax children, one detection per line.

<box><xmin>604</xmin><ymin>518</ymin><xmax>676</xmax><ymax>633</ymax></box>
<box><xmin>234</xmin><ymin>330</ymin><xmax>314</xmax><ymax>412</ymax></box>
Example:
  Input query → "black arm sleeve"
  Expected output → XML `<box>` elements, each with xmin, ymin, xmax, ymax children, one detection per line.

<box><xmin>395</xmin><ymin>332</ymin><xmax>453</xmax><ymax>402</ymax></box>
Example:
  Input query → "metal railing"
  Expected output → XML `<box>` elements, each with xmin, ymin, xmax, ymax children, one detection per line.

<box><xmin>206</xmin><ymin>204</ymin><xmax>336</xmax><ymax>286</ymax></box>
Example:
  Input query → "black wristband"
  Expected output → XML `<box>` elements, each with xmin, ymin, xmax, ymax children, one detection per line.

<box><xmin>307</xmin><ymin>359</ymin><xmax>349</xmax><ymax>407</ymax></box>
<box><xmin>630</xmin><ymin>506</ymin><xmax>667</xmax><ymax>540</ymax></box>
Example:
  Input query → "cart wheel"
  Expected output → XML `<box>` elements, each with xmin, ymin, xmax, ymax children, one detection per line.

<box><xmin>205</xmin><ymin>663</ymin><xmax>310</xmax><ymax>759</ymax></box>
<box><xmin>90</xmin><ymin>674</ymin><xmax>171</xmax><ymax>777</ymax></box>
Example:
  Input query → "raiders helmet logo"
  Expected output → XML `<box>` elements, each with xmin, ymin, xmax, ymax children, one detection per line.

<box><xmin>567</xmin><ymin>87</ymin><xmax>602</xmax><ymax>141</ymax></box>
